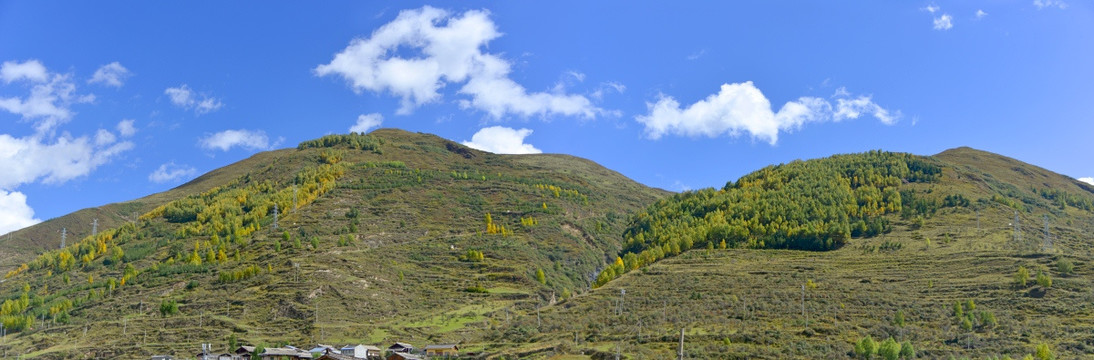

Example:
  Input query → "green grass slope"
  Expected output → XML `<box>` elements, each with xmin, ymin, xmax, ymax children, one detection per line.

<box><xmin>492</xmin><ymin>148</ymin><xmax>1094</xmax><ymax>359</ymax></box>
<box><xmin>0</xmin><ymin>129</ymin><xmax>667</xmax><ymax>359</ymax></box>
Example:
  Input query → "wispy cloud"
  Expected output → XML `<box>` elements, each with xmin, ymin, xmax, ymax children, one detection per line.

<box><xmin>199</xmin><ymin>129</ymin><xmax>272</xmax><ymax>151</ymax></box>
<box><xmin>0</xmin><ymin>60</ymin><xmax>95</xmax><ymax>134</ymax></box>
<box><xmin>635</xmin><ymin>82</ymin><xmax>898</xmax><ymax>145</ymax></box>
<box><xmin>933</xmin><ymin>14</ymin><xmax>954</xmax><ymax>30</ymax></box>
<box><xmin>315</xmin><ymin>6</ymin><xmax>601</xmax><ymax>119</ymax></box>
<box><xmin>975</xmin><ymin>9</ymin><xmax>988</xmax><ymax>19</ymax></box>
<box><xmin>149</xmin><ymin>162</ymin><xmax>197</xmax><ymax>183</ymax></box>
<box><xmin>88</xmin><ymin>62</ymin><xmax>131</xmax><ymax>87</ymax></box>
<box><xmin>1079</xmin><ymin>177</ymin><xmax>1094</xmax><ymax>186</ymax></box>
<box><xmin>349</xmin><ymin>113</ymin><xmax>383</xmax><ymax>133</ymax></box>
<box><xmin>687</xmin><ymin>49</ymin><xmax>707</xmax><ymax>61</ymax></box>
<box><xmin>165</xmin><ymin>84</ymin><xmax>223</xmax><ymax>114</ymax></box>
<box><xmin>461</xmin><ymin>126</ymin><xmax>542</xmax><ymax>154</ymax></box>
<box><xmin>117</xmin><ymin>119</ymin><xmax>137</xmax><ymax>137</ymax></box>
<box><xmin>1033</xmin><ymin>0</ymin><xmax>1068</xmax><ymax>10</ymax></box>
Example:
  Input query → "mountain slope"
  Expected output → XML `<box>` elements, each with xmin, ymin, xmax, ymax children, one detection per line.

<box><xmin>0</xmin><ymin>129</ymin><xmax>667</xmax><ymax>359</ymax></box>
<box><xmin>498</xmin><ymin>147</ymin><xmax>1094</xmax><ymax>359</ymax></box>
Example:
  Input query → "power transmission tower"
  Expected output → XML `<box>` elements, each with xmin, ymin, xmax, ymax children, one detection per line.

<box><xmin>293</xmin><ymin>184</ymin><xmax>298</xmax><ymax>212</ymax></box>
<box><xmin>1043</xmin><ymin>215</ymin><xmax>1052</xmax><ymax>252</ymax></box>
<box><xmin>975</xmin><ymin>210</ymin><xmax>980</xmax><ymax>237</ymax></box>
<box><xmin>91</xmin><ymin>218</ymin><xmax>98</xmax><ymax>237</ymax></box>
<box><xmin>272</xmin><ymin>203</ymin><xmax>279</xmax><ymax>230</ymax></box>
<box><xmin>618</xmin><ymin>289</ymin><xmax>626</xmax><ymax>316</ymax></box>
<box><xmin>60</xmin><ymin>228</ymin><xmax>66</xmax><ymax>249</ymax></box>
<box><xmin>1013</xmin><ymin>211</ymin><xmax>1022</xmax><ymax>245</ymax></box>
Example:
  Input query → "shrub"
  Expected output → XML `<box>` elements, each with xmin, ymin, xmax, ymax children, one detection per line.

<box><xmin>1015</xmin><ymin>266</ymin><xmax>1030</xmax><ymax>287</ymax></box>
<box><xmin>854</xmin><ymin>335</ymin><xmax>878</xmax><ymax>359</ymax></box>
<box><xmin>1036</xmin><ymin>271</ymin><xmax>1052</xmax><ymax>288</ymax></box>
<box><xmin>1056</xmin><ymin>259</ymin><xmax>1073</xmax><ymax>275</ymax></box>
<box><xmin>1034</xmin><ymin>342</ymin><xmax>1053</xmax><ymax>360</ymax></box>
<box><xmin>878</xmin><ymin>337</ymin><xmax>900</xmax><ymax>360</ymax></box>
<box><xmin>160</xmin><ymin>300</ymin><xmax>179</xmax><ymax>317</ymax></box>
<box><xmin>899</xmin><ymin>341</ymin><xmax>914</xmax><ymax>358</ymax></box>
<box><xmin>893</xmin><ymin>310</ymin><xmax>905</xmax><ymax>328</ymax></box>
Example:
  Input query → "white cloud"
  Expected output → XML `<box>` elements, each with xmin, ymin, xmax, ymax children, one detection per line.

<box><xmin>1</xmin><ymin>60</ymin><xmax>48</xmax><ymax>83</ymax></box>
<box><xmin>117</xmin><ymin>119</ymin><xmax>136</xmax><ymax>137</ymax></box>
<box><xmin>924</xmin><ymin>5</ymin><xmax>940</xmax><ymax>13</ymax></box>
<box><xmin>592</xmin><ymin>81</ymin><xmax>626</xmax><ymax>101</ymax></box>
<box><xmin>0</xmin><ymin>60</ymin><xmax>95</xmax><ymax>134</ymax></box>
<box><xmin>148</xmin><ymin>162</ymin><xmax>197</xmax><ymax>183</ymax></box>
<box><xmin>1034</xmin><ymin>0</ymin><xmax>1068</xmax><ymax>9</ymax></box>
<box><xmin>349</xmin><ymin>113</ymin><xmax>383</xmax><ymax>133</ymax></box>
<box><xmin>1078</xmin><ymin>177</ymin><xmax>1094</xmax><ymax>186</ymax></box>
<box><xmin>94</xmin><ymin>129</ymin><xmax>116</xmax><ymax>146</ymax></box>
<box><xmin>976</xmin><ymin>9</ymin><xmax>988</xmax><ymax>19</ymax></box>
<box><xmin>635</xmin><ymin>82</ymin><xmax>898</xmax><ymax>145</ymax></box>
<box><xmin>0</xmin><ymin>190</ymin><xmax>39</xmax><ymax>235</ymax></box>
<box><xmin>0</xmin><ymin>133</ymin><xmax>134</xmax><ymax>190</ymax></box>
<box><xmin>934</xmin><ymin>14</ymin><xmax>954</xmax><ymax>30</ymax></box>
<box><xmin>461</xmin><ymin>126</ymin><xmax>542</xmax><ymax>154</ymax></box>
<box><xmin>199</xmin><ymin>129</ymin><xmax>271</xmax><ymax>152</ymax></box>
<box><xmin>687</xmin><ymin>49</ymin><xmax>707</xmax><ymax>61</ymax></box>
<box><xmin>316</xmin><ymin>6</ymin><xmax>600</xmax><ymax>119</ymax></box>
<box><xmin>88</xmin><ymin>62</ymin><xmax>130</xmax><ymax>87</ymax></box>
<box><xmin>164</xmin><ymin>84</ymin><xmax>223</xmax><ymax>114</ymax></box>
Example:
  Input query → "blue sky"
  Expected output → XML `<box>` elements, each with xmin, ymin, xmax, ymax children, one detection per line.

<box><xmin>1</xmin><ymin>1</ymin><xmax>1092</xmax><ymax>234</ymax></box>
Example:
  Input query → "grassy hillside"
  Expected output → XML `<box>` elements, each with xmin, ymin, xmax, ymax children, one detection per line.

<box><xmin>0</xmin><ymin>129</ymin><xmax>667</xmax><ymax>359</ymax></box>
<box><xmin>491</xmin><ymin>148</ymin><xmax>1094</xmax><ymax>359</ymax></box>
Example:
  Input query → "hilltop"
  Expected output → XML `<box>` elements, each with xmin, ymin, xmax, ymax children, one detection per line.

<box><xmin>1</xmin><ymin>139</ymin><xmax>1092</xmax><ymax>359</ymax></box>
<box><xmin>0</xmin><ymin>129</ymin><xmax>667</xmax><ymax>358</ymax></box>
<box><xmin>499</xmin><ymin>147</ymin><xmax>1094</xmax><ymax>359</ymax></box>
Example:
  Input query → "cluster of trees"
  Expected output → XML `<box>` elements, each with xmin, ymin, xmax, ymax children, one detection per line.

<box><xmin>297</xmin><ymin>133</ymin><xmax>382</xmax><ymax>151</ymax></box>
<box><xmin>953</xmin><ymin>299</ymin><xmax>996</xmax><ymax>331</ymax></box>
<box><xmin>534</xmin><ymin>183</ymin><xmax>589</xmax><ymax>205</ymax></box>
<box><xmin>460</xmin><ymin>249</ymin><xmax>485</xmax><ymax>262</ymax></box>
<box><xmin>520</xmin><ymin>216</ymin><xmax>538</xmax><ymax>227</ymax></box>
<box><xmin>483</xmin><ymin>212</ymin><xmax>514</xmax><ymax>236</ymax></box>
<box><xmin>218</xmin><ymin>264</ymin><xmax>262</xmax><ymax>283</ymax></box>
<box><xmin>1037</xmin><ymin>187</ymin><xmax>1094</xmax><ymax>211</ymax></box>
<box><xmin>595</xmin><ymin>151</ymin><xmax>941</xmax><ymax>286</ymax></box>
<box><xmin>853</xmin><ymin>336</ymin><xmax>914</xmax><ymax>359</ymax></box>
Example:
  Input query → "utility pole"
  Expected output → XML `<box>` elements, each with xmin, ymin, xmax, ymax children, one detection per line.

<box><xmin>91</xmin><ymin>218</ymin><xmax>98</xmax><ymax>237</ymax></box>
<box><xmin>976</xmin><ymin>210</ymin><xmax>980</xmax><ymax>237</ymax></box>
<box><xmin>293</xmin><ymin>184</ymin><xmax>298</xmax><ymax>212</ymax></box>
<box><xmin>60</xmin><ymin>228</ymin><xmax>66</xmax><ymax>249</ymax></box>
<box><xmin>678</xmin><ymin>328</ymin><xmax>685</xmax><ymax>360</ymax></box>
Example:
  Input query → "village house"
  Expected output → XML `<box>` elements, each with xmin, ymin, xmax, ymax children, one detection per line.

<box><xmin>384</xmin><ymin>353</ymin><xmax>424</xmax><ymax>360</ymax></box>
<box><xmin>339</xmin><ymin>344</ymin><xmax>382</xmax><ymax>358</ymax></box>
<box><xmin>258</xmin><ymin>347</ymin><xmax>313</xmax><ymax>360</ymax></box>
<box><xmin>385</xmin><ymin>342</ymin><xmax>414</xmax><ymax>354</ymax></box>
<box><xmin>423</xmin><ymin>344</ymin><xmax>458</xmax><ymax>357</ymax></box>
<box><xmin>235</xmin><ymin>346</ymin><xmax>257</xmax><ymax>360</ymax></box>
<box><xmin>314</xmin><ymin>351</ymin><xmax>357</xmax><ymax>360</ymax></box>
<box><xmin>309</xmin><ymin>344</ymin><xmax>341</xmax><ymax>355</ymax></box>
